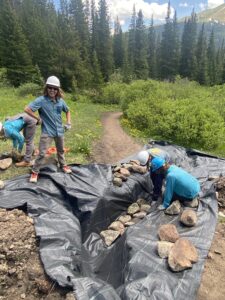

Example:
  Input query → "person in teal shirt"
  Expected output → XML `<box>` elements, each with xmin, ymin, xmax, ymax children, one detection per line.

<box><xmin>0</xmin><ymin>113</ymin><xmax>38</xmax><ymax>166</ymax></box>
<box><xmin>150</xmin><ymin>157</ymin><xmax>200</xmax><ymax>210</ymax></box>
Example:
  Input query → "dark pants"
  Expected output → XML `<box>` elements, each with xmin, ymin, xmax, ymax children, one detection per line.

<box><xmin>150</xmin><ymin>171</ymin><xmax>164</xmax><ymax>200</ymax></box>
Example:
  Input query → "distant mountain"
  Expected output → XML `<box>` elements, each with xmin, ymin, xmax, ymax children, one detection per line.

<box><xmin>196</xmin><ymin>3</ymin><xmax>225</xmax><ymax>24</ymax></box>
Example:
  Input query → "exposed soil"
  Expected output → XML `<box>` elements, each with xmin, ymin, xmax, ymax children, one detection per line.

<box><xmin>0</xmin><ymin>111</ymin><xmax>225</xmax><ymax>300</ymax></box>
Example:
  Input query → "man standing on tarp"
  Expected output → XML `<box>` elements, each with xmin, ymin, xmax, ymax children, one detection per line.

<box><xmin>137</xmin><ymin>148</ymin><xmax>171</xmax><ymax>201</ymax></box>
<box><xmin>0</xmin><ymin>113</ymin><xmax>38</xmax><ymax>166</ymax></box>
<box><xmin>150</xmin><ymin>157</ymin><xmax>200</xmax><ymax>210</ymax></box>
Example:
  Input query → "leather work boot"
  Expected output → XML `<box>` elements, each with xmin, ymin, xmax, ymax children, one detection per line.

<box><xmin>15</xmin><ymin>160</ymin><xmax>32</xmax><ymax>167</ymax></box>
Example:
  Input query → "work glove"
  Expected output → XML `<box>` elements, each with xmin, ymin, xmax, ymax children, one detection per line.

<box><xmin>158</xmin><ymin>204</ymin><xmax>166</xmax><ymax>211</ymax></box>
<box><xmin>64</xmin><ymin>123</ymin><xmax>71</xmax><ymax>131</ymax></box>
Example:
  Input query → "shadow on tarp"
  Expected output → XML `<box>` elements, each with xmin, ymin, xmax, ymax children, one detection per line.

<box><xmin>0</xmin><ymin>141</ymin><xmax>224</xmax><ymax>300</ymax></box>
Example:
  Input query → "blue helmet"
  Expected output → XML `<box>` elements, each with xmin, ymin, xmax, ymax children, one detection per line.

<box><xmin>151</xmin><ymin>157</ymin><xmax>165</xmax><ymax>172</ymax></box>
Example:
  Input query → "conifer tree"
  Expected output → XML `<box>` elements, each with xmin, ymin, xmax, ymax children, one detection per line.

<box><xmin>148</xmin><ymin>16</ymin><xmax>157</xmax><ymax>79</ymax></box>
<box><xmin>207</xmin><ymin>29</ymin><xmax>216</xmax><ymax>85</ymax></box>
<box><xmin>196</xmin><ymin>24</ymin><xmax>209</xmax><ymax>85</ymax></box>
<box><xmin>127</xmin><ymin>4</ymin><xmax>136</xmax><ymax>75</ymax></box>
<box><xmin>113</xmin><ymin>16</ymin><xmax>124</xmax><ymax>70</ymax></box>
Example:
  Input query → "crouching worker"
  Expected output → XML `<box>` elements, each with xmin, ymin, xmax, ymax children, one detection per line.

<box><xmin>150</xmin><ymin>157</ymin><xmax>200</xmax><ymax>210</ymax></box>
<box><xmin>0</xmin><ymin>113</ymin><xmax>38</xmax><ymax>166</ymax></box>
<box><xmin>24</xmin><ymin>75</ymin><xmax>72</xmax><ymax>183</ymax></box>
<box><xmin>137</xmin><ymin>148</ymin><xmax>171</xmax><ymax>201</ymax></box>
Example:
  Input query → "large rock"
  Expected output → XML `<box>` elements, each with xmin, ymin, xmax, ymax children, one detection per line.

<box><xmin>0</xmin><ymin>158</ymin><xmax>12</xmax><ymax>170</ymax></box>
<box><xmin>158</xmin><ymin>224</ymin><xmax>179</xmax><ymax>243</ymax></box>
<box><xmin>180</xmin><ymin>210</ymin><xmax>197</xmax><ymax>227</ymax></box>
<box><xmin>133</xmin><ymin>211</ymin><xmax>147</xmax><ymax>219</ymax></box>
<box><xmin>130</xmin><ymin>165</ymin><xmax>147</xmax><ymax>174</ymax></box>
<box><xmin>100</xmin><ymin>230</ymin><xmax>120</xmax><ymax>246</ymax></box>
<box><xmin>183</xmin><ymin>197</ymin><xmax>199</xmax><ymax>208</ymax></box>
<box><xmin>120</xmin><ymin>168</ymin><xmax>131</xmax><ymax>177</ymax></box>
<box><xmin>108</xmin><ymin>221</ymin><xmax>125</xmax><ymax>235</ymax></box>
<box><xmin>114</xmin><ymin>172</ymin><xmax>128</xmax><ymax>181</ymax></box>
<box><xmin>168</xmin><ymin>238</ymin><xmax>198</xmax><ymax>272</ymax></box>
<box><xmin>118</xmin><ymin>214</ymin><xmax>132</xmax><ymax>224</ymax></box>
<box><xmin>127</xmin><ymin>203</ymin><xmax>140</xmax><ymax>215</ymax></box>
<box><xmin>113</xmin><ymin>177</ymin><xmax>122</xmax><ymax>187</ymax></box>
<box><xmin>165</xmin><ymin>200</ymin><xmax>181</xmax><ymax>215</ymax></box>
<box><xmin>140</xmin><ymin>204</ymin><xmax>151</xmax><ymax>213</ymax></box>
<box><xmin>129</xmin><ymin>159</ymin><xmax>141</xmax><ymax>166</ymax></box>
<box><xmin>157</xmin><ymin>241</ymin><xmax>174</xmax><ymax>258</ymax></box>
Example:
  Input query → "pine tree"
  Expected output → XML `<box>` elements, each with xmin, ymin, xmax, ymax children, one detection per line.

<box><xmin>207</xmin><ymin>29</ymin><xmax>216</xmax><ymax>85</ymax></box>
<box><xmin>196</xmin><ymin>24</ymin><xmax>209</xmax><ymax>85</ymax></box>
<box><xmin>113</xmin><ymin>16</ymin><xmax>124</xmax><ymax>70</ymax></box>
<box><xmin>127</xmin><ymin>4</ymin><xmax>136</xmax><ymax>75</ymax></box>
<box><xmin>148</xmin><ymin>16</ymin><xmax>157</xmax><ymax>78</ymax></box>
<box><xmin>134</xmin><ymin>9</ymin><xmax>148</xmax><ymax>79</ymax></box>
<box><xmin>0</xmin><ymin>0</ymin><xmax>36</xmax><ymax>86</ymax></box>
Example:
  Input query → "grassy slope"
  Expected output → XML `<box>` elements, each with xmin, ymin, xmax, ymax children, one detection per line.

<box><xmin>0</xmin><ymin>87</ymin><xmax>116</xmax><ymax>180</ymax></box>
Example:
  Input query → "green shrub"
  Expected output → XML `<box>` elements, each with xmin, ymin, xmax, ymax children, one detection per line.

<box><xmin>0</xmin><ymin>68</ymin><xmax>10</xmax><ymax>87</ymax></box>
<box><xmin>17</xmin><ymin>82</ymin><xmax>42</xmax><ymax>97</ymax></box>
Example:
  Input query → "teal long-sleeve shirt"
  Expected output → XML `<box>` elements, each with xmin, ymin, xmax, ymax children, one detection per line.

<box><xmin>3</xmin><ymin>118</ymin><xmax>25</xmax><ymax>152</ymax></box>
<box><xmin>163</xmin><ymin>165</ymin><xmax>200</xmax><ymax>208</ymax></box>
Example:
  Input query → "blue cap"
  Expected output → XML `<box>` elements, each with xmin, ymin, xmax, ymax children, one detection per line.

<box><xmin>151</xmin><ymin>157</ymin><xmax>165</xmax><ymax>172</ymax></box>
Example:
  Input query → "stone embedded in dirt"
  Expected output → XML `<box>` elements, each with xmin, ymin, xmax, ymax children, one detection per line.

<box><xmin>183</xmin><ymin>197</ymin><xmax>199</xmax><ymax>208</ymax></box>
<box><xmin>157</xmin><ymin>241</ymin><xmax>174</xmax><ymax>258</ymax></box>
<box><xmin>124</xmin><ymin>217</ymin><xmax>140</xmax><ymax>226</ymax></box>
<box><xmin>113</xmin><ymin>177</ymin><xmax>123</xmax><ymax>187</ymax></box>
<box><xmin>130</xmin><ymin>165</ymin><xmax>147</xmax><ymax>174</ymax></box>
<box><xmin>0</xmin><ymin>158</ymin><xmax>12</xmax><ymax>170</ymax></box>
<box><xmin>165</xmin><ymin>200</ymin><xmax>181</xmax><ymax>215</ymax></box>
<box><xmin>180</xmin><ymin>209</ymin><xmax>197</xmax><ymax>227</ymax></box>
<box><xmin>158</xmin><ymin>224</ymin><xmax>180</xmax><ymax>243</ymax></box>
<box><xmin>120</xmin><ymin>168</ymin><xmax>131</xmax><ymax>177</ymax></box>
<box><xmin>140</xmin><ymin>204</ymin><xmax>151</xmax><ymax>213</ymax></box>
<box><xmin>118</xmin><ymin>214</ymin><xmax>132</xmax><ymax>224</ymax></box>
<box><xmin>127</xmin><ymin>203</ymin><xmax>140</xmax><ymax>215</ymax></box>
<box><xmin>100</xmin><ymin>230</ymin><xmax>120</xmax><ymax>246</ymax></box>
<box><xmin>133</xmin><ymin>211</ymin><xmax>147</xmax><ymax>219</ymax></box>
<box><xmin>168</xmin><ymin>238</ymin><xmax>198</xmax><ymax>272</ymax></box>
<box><xmin>114</xmin><ymin>172</ymin><xmax>128</xmax><ymax>181</ymax></box>
<box><xmin>35</xmin><ymin>278</ymin><xmax>52</xmax><ymax>294</ymax></box>
<box><xmin>108</xmin><ymin>221</ymin><xmax>125</xmax><ymax>235</ymax></box>
<box><xmin>129</xmin><ymin>159</ymin><xmax>141</xmax><ymax>166</ymax></box>
<box><xmin>0</xmin><ymin>180</ymin><xmax>5</xmax><ymax>189</ymax></box>
<box><xmin>207</xmin><ymin>252</ymin><xmax>213</xmax><ymax>259</ymax></box>
<box><xmin>136</xmin><ymin>198</ymin><xmax>148</xmax><ymax>205</ymax></box>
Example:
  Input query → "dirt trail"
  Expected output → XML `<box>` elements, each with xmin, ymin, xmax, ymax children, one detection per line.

<box><xmin>91</xmin><ymin>111</ymin><xmax>142</xmax><ymax>164</ymax></box>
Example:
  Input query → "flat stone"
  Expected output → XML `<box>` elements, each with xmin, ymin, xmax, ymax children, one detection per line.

<box><xmin>127</xmin><ymin>203</ymin><xmax>140</xmax><ymax>215</ymax></box>
<box><xmin>113</xmin><ymin>177</ymin><xmax>123</xmax><ymax>187</ymax></box>
<box><xmin>157</xmin><ymin>241</ymin><xmax>174</xmax><ymax>258</ymax></box>
<box><xmin>140</xmin><ymin>204</ymin><xmax>151</xmax><ymax>213</ymax></box>
<box><xmin>125</xmin><ymin>218</ymin><xmax>140</xmax><ymax>226</ymax></box>
<box><xmin>129</xmin><ymin>159</ymin><xmax>141</xmax><ymax>166</ymax></box>
<box><xmin>120</xmin><ymin>168</ymin><xmax>131</xmax><ymax>177</ymax></box>
<box><xmin>158</xmin><ymin>224</ymin><xmax>179</xmax><ymax>243</ymax></box>
<box><xmin>122</xmin><ymin>163</ymin><xmax>133</xmax><ymax>171</ymax></box>
<box><xmin>130</xmin><ymin>165</ymin><xmax>147</xmax><ymax>174</ymax></box>
<box><xmin>165</xmin><ymin>200</ymin><xmax>181</xmax><ymax>215</ymax></box>
<box><xmin>0</xmin><ymin>158</ymin><xmax>12</xmax><ymax>170</ymax></box>
<box><xmin>100</xmin><ymin>230</ymin><xmax>120</xmax><ymax>246</ymax></box>
<box><xmin>183</xmin><ymin>197</ymin><xmax>199</xmax><ymax>208</ymax></box>
<box><xmin>168</xmin><ymin>238</ymin><xmax>198</xmax><ymax>272</ymax></box>
<box><xmin>180</xmin><ymin>210</ymin><xmax>197</xmax><ymax>227</ymax></box>
<box><xmin>118</xmin><ymin>214</ymin><xmax>132</xmax><ymax>224</ymax></box>
<box><xmin>133</xmin><ymin>211</ymin><xmax>147</xmax><ymax>219</ymax></box>
<box><xmin>136</xmin><ymin>198</ymin><xmax>148</xmax><ymax>205</ymax></box>
<box><xmin>108</xmin><ymin>221</ymin><xmax>125</xmax><ymax>235</ymax></box>
<box><xmin>114</xmin><ymin>172</ymin><xmax>128</xmax><ymax>181</ymax></box>
<box><xmin>0</xmin><ymin>180</ymin><xmax>5</xmax><ymax>189</ymax></box>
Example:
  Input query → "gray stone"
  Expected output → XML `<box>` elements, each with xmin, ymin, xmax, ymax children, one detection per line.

<box><xmin>158</xmin><ymin>224</ymin><xmax>179</xmax><ymax>243</ymax></box>
<box><xmin>118</xmin><ymin>214</ymin><xmax>132</xmax><ymax>224</ymax></box>
<box><xmin>140</xmin><ymin>204</ymin><xmax>151</xmax><ymax>213</ymax></box>
<box><xmin>124</xmin><ymin>218</ymin><xmax>140</xmax><ymax>226</ymax></box>
<box><xmin>100</xmin><ymin>230</ymin><xmax>120</xmax><ymax>246</ymax></box>
<box><xmin>168</xmin><ymin>238</ymin><xmax>198</xmax><ymax>272</ymax></box>
<box><xmin>180</xmin><ymin>210</ymin><xmax>197</xmax><ymax>227</ymax></box>
<box><xmin>157</xmin><ymin>241</ymin><xmax>174</xmax><ymax>258</ymax></box>
<box><xmin>130</xmin><ymin>165</ymin><xmax>147</xmax><ymax>174</ymax></box>
<box><xmin>127</xmin><ymin>203</ymin><xmax>140</xmax><ymax>215</ymax></box>
<box><xmin>133</xmin><ymin>211</ymin><xmax>147</xmax><ymax>219</ymax></box>
<box><xmin>0</xmin><ymin>158</ymin><xmax>12</xmax><ymax>170</ymax></box>
<box><xmin>108</xmin><ymin>221</ymin><xmax>125</xmax><ymax>235</ymax></box>
<box><xmin>183</xmin><ymin>197</ymin><xmax>199</xmax><ymax>208</ymax></box>
<box><xmin>136</xmin><ymin>198</ymin><xmax>148</xmax><ymax>205</ymax></box>
<box><xmin>0</xmin><ymin>180</ymin><xmax>5</xmax><ymax>189</ymax></box>
<box><xmin>165</xmin><ymin>200</ymin><xmax>181</xmax><ymax>215</ymax></box>
<box><xmin>113</xmin><ymin>177</ymin><xmax>123</xmax><ymax>187</ymax></box>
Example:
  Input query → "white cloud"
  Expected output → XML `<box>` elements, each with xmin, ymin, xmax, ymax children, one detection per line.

<box><xmin>179</xmin><ymin>2</ymin><xmax>189</xmax><ymax>8</ymax></box>
<box><xmin>106</xmin><ymin>0</ymin><xmax>174</xmax><ymax>23</ymax></box>
<box><xmin>207</xmin><ymin>0</ymin><xmax>224</xmax><ymax>9</ymax></box>
<box><xmin>199</xmin><ymin>2</ymin><xmax>207</xmax><ymax>10</ymax></box>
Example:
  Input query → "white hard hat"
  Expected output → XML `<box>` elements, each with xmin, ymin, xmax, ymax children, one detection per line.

<box><xmin>46</xmin><ymin>76</ymin><xmax>60</xmax><ymax>88</ymax></box>
<box><xmin>0</xmin><ymin>122</ymin><xmax>2</xmax><ymax>132</ymax></box>
<box><xmin>137</xmin><ymin>150</ymin><xmax>149</xmax><ymax>166</ymax></box>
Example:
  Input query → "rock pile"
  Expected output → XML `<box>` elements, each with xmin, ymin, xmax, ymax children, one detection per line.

<box><xmin>112</xmin><ymin>160</ymin><xmax>147</xmax><ymax>187</ymax></box>
<box><xmin>100</xmin><ymin>198</ymin><xmax>151</xmax><ymax>246</ymax></box>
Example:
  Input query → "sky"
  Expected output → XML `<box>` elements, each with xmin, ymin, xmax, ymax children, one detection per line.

<box><xmin>54</xmin><ymin>0</ymin><xmax>225</xmax><ymax>29</ymax></box>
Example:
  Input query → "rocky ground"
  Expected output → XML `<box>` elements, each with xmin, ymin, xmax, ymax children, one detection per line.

<box><xmin>0</xmin><ymin>111</ymin><xmax>225</xmax><ymax>299</ymax></box>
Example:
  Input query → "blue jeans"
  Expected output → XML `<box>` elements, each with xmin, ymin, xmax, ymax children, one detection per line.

<box><xmin>150</xmin><ymin>171</ymin><xmax>164</xmax><ymax>200</ymax></box>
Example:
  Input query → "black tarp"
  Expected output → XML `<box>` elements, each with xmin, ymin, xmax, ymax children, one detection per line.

<box><xmin>0</xmin><ymin>141</ymin><xmax>224</xmax><ymax>300</ymax></box>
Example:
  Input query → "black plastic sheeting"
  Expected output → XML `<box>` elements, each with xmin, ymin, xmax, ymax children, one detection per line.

<box><xmin>0</xmin><ymin>141</ymin><xmax>225</xmax><ymax>300</ymax></box>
